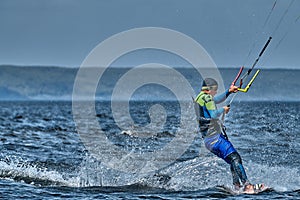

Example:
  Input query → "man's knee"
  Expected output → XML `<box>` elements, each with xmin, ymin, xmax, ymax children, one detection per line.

<box><xmin>226</xmin><ymin>152</ymin><xmax>242</xmax><ymax>164</ymax></box>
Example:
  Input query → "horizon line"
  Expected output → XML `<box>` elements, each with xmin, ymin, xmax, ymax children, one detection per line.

<box><xmin>0</xmin><ymin>64</ymin><xmax>299</xmax><ymax>70</ymax></box>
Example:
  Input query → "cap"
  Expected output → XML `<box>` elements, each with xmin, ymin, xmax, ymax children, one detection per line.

<box><xmin>202</xmin><ymin>78</ymin><xmax>218</xmax><ymax>91</ymax></box>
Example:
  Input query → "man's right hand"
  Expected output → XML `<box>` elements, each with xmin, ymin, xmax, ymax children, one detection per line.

<box><xmin>229</xmin><ymin>85</ymin><xmax>239</xmax><ymax>93</ymax></box>
<box><xmin>223</xmin><ymin>106</ymin><xmax>230</xmax><ymax>114</ymax></box>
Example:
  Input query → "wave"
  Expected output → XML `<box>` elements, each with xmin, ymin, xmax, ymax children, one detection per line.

<box><xmin>0</xmin><ymin>157</ymin><xmax>72</xmax><ymax>187</ymax></box>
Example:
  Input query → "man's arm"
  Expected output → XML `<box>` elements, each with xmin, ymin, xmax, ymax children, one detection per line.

<box><xmin>214</xmin><ymin>86</ymin><xmax>239</xmax><ymax>104</ymax></box>
<box><xmin>204</xmin><ymin>95</ymin><xmax>225</xmax><ymax>119</ymax></box>
<box><xmin>214</xmin><ymin>90</ymin><xmax>230</xmax><ymax>104</ymax></box>
<box><xmin>208</xmin><ymin>108</ymin><xmax>225</xmax><ymax>119</ymax></box>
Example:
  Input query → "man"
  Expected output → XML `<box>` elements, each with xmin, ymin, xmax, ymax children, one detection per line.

<box><xmin>195</xmin><ymin>78</ymin><xmax>262</xmax><ymax>192</ymax></box>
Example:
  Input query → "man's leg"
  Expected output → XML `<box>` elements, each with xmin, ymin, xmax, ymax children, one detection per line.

<box><xmin>230</xmin><ymin>164</ymin><xmax>241</xmax><ymax>189</ymax></box>
<box><xmin>226</xmin><ymin>152</ymin><xmax>249</xmax><ymax>185</ymax></box>
<box><xmin>205</xmin><ymin>134</ymin><xmax>250</xmax><ymax>188</ymax></box>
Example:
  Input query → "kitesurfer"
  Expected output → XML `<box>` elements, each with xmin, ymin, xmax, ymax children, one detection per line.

<box><xmin>195</xmin><ymin>78</ymin><xmax>260</xmax><ymax>191</ymax></box>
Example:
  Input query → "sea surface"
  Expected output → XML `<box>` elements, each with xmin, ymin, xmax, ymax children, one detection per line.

<box><xmin>0</xmin><ymin>100</ymin><xmax>299</xmax><ymax>199</ymax></box>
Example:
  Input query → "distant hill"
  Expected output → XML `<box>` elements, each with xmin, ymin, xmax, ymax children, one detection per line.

<box><xmin>0</xmin><ymin>86</ymin><xmax>28</xmax><ymax>100</ymax></box>
<box><xmin>0</xmin><ymin>65</ymin><xmax>299</xmax><ymax>101</ymax></box>
<box><xmin>0</xmin><ymin>65</ymin><xmax>77</xmax><ymax>100</ymax></box>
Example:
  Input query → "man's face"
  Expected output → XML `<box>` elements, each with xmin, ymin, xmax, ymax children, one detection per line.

<box><xmin>209</xmin><ymin>89</ymin><xmax>217</xmax><ymax>96</ymax></box>
<box><xmin>209</xmin><ymin>85</ymin><xmax>218</xmax><ymax>96</ymax></box>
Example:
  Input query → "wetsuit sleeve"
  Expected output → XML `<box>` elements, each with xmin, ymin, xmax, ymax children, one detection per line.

<box><xmin>207</xmin><ymin>107</ymin><xmax>224</xmax><ymax>119</ymax></box>
<box><xmin>204</xmin><ymin>94</ymin><xmax>224</xmax><ymax>119</ymax></box>
<box><xmin>214</xmin><ymin>89</ymin><xmax>231</xmax><ymax>104</ymax></box>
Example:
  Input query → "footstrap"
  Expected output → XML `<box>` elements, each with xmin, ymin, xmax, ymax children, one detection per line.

<box><xmin>253</xmin><ymin>183</ymin><xmax>264</xmax><ymax>192</ymax></box>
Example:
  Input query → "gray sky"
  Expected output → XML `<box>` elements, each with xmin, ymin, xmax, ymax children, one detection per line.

<box><xmin>0</xmin><ymin>0</ymin><xmax>299</xmax><ymax>68</ymax></box>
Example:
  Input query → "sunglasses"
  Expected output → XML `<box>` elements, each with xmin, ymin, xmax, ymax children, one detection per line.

<box><xmin>202</xmin><ymin>86</ymin><xmax>218</xmax><ymax>91</ymax></box>
<box><xmin>209</xmin><ymin>86</ymin><xmax>218</xmax><ymax>91</ymax></box>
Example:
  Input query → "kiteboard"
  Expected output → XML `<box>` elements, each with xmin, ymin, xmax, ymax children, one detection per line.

<box><xmin>216</xmin><ymin>183</ymin><xmax>272</xmax><ymax>195</ymax></box>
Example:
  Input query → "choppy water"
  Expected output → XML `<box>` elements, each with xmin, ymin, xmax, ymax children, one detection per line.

<box><xmin>0</xmin><ymin>101</ymin><xmax>299</xmax><ymax>199</ymax></box>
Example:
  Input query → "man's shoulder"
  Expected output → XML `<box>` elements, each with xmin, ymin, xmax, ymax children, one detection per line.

<box><xmin>201</xmin><ymin>92</ymin><xmax>213</xmax><ymax>102</ymax></box>
<box><xmin>197</xmin><ymin>92</ymin><xmax>214</xmax><ymax>103</ymax></box>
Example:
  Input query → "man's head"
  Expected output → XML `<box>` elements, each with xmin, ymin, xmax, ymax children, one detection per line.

<box><xmin>202</xmin><ymin>78</ymin><xmax>218</xmax><ymax>96</ymax></box>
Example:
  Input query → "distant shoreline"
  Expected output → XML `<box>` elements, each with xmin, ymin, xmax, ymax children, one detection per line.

<box><xmin>1</xmin><ymin>65</ymin><xmax>299</xmax><ymax>101</ymax></box>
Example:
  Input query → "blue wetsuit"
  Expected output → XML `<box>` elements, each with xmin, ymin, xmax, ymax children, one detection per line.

<box><xmin>195</xmin><ymin>90</ymin><xmax>249</xmax><ymax>187</ymax></box>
